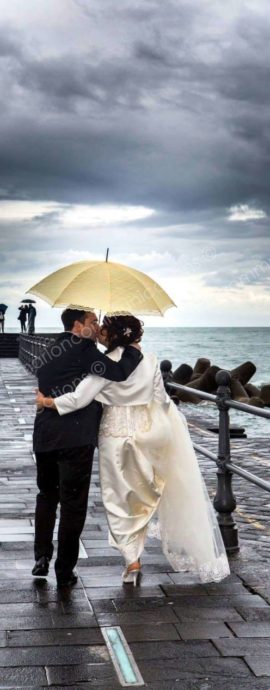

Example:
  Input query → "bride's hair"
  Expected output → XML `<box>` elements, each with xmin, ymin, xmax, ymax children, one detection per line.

<box><xmin>102</xmin><ymin>315</ymin><xmax>144</xmax><ymax>352</ymax></box>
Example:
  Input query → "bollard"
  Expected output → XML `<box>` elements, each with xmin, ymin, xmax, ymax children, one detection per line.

<box><xmin>213</xmin><ymin>370</ymin><xmax>239</xmax><ymax>554</ymax></box>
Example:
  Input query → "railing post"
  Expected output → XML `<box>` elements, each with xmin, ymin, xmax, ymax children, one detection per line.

<box><xmin>213</xmin><ymin>370</ymin><xmax>239</xmax><ymax>554</ymax></box>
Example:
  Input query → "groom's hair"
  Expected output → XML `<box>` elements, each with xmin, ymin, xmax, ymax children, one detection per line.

<box><xmin>61</xmin><ymin>308</ymin><xmax>88</xmax><ymax>331</ymax></box>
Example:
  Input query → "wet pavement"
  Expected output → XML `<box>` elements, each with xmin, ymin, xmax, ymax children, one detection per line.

<box><xmin>0</xmin><ymin>358</ymin><xmax>270</xmax><ymax>689</ymax></box>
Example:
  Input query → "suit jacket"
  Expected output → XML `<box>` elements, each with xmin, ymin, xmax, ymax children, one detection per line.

<box><xmin>33</xmin><ymin>332</ymin><xmax>143</xmax><ymax>452</ymax></box>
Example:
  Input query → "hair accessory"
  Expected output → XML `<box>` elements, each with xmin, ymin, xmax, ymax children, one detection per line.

<box><xmin>123</xmin><ymin>327</ymin><xmax>132</xmax><ymax>337</ymax></box>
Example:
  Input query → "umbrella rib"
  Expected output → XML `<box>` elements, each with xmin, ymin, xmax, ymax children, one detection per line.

<box><xmin>27</xmin><ymin>290</ymin><xmax>53</xmax><ymax>306</ymax></box>
<box><xmin>29</xmin><ymin>262</ymin><xmax>97</xmax><ymax>306</ymax></box>
<box><xmin>121</xmin><ymin>264</ymin><xmax>165</xmax><ymax>315</ymax></box>
<box><xmin>49</xmin><ymin>265</ymin><xmax>99</xmax><ymax>306</ymax></box>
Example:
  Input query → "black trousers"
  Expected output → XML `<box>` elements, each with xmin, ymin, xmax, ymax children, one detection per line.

<box><xmin>34</xmin><ymin>444</ymin><xmax>94</xmax><ymax>580</ymax></box>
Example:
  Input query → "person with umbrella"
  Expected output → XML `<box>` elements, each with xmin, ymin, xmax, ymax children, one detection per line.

<box><xmin>18</xmin><ymin>305</ymin><xmax>28</xmax><ymax>333</ymax></box>
<box><xmin>28</xmin><ymin>303</ymin><xmax>37</xmax><ymax>334</ymax></box>
<box><xmin>30</xmin><ymin>307</ymin><xmax>143</xmax><ymax>587</ymax></box>
<box><xmin>0</xmin><ymin>304</ymin><xmax>7</xmax><ymax>333</ymax></box>
<box><xmin>21</xmin><ymin>299</ymin><xmax>37</xmax><ymax>334</ymax></box>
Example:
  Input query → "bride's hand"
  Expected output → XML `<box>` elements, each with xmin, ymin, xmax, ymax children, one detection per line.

<box><xmin>35</xmin><ymin>389</ymin><xmax>56</xmax><ymax>409</ymax></box>
<box><xmin>35</xmin><ymin>389</ymin><xmax>46</xmax><ymax>408</ymax></box>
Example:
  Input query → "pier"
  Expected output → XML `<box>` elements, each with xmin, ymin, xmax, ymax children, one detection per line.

<box><xmin>0</xmin><ymin>345</ymin><xmax>270</xmax><ymax>688</ymax></box>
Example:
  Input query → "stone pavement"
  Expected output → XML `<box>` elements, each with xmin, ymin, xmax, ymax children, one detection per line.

<box><xmin>0</xmin><ymin>358</ymin><xmax>270</xmax><ymax>689</ymax></box>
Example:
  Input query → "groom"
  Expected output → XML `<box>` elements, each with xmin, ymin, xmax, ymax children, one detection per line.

<box><xmin>32</xmin><ymin>308</ymin><xmax>142</xmax><ymax>587</ymax></box>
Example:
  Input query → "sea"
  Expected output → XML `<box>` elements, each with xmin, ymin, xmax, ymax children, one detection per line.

<box><xmin>7</xmin><ymin>326</ymin><xmax>270</xmax><ymax>438</ymax></box>
<box><xmin>142</xmin><ymin>327</ymin><xmax>270</xmax><ymax>439</ymax></box>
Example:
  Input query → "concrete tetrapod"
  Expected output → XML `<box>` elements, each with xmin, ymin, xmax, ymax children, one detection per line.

<box><xmin>261</xmin><ymin>385</ymin><xmax>270</xmax><ymax>405</ymax></box>
<box><xmin>190</xmin><ymin>357</ymin><xmax>211</xmax><ymax>381</ymax></box>
<box><xmin>230</xmin><ymin>361</ymin><xmax>256</xmax><ymax>386</ymax></box>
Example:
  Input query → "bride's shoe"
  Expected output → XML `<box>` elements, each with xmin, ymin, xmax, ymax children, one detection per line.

<box><xmin>122</xmin><ymin>561</ymin><xmax>141</xmax><ymax>587</ymax></box>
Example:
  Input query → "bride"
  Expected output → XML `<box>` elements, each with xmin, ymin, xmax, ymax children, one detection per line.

<box><xmin>36</xmin><ymin>314</ymin><xmax>230</xmax><ymax>586</ymax></box>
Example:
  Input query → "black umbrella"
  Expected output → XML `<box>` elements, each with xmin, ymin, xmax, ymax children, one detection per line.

<box><xmin>0</xmin><ymin>303</ymin><xmax>8</xmax><ymax>313</ymax></box>
<box><xmin>21</xmin><ymin>298</ymin><xmax>36</xmax><ymax>304</ymax></box>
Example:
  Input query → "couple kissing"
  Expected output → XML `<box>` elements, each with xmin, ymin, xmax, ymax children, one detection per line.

<box><xmin>33</xmin><ymin>307</ymin><xmax>230</xmax><ymax>588</ymax></box>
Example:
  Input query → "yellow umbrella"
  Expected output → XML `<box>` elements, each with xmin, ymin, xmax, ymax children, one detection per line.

<box><xmin>28</xmin><ymin>260</ymin><xmax>176</xmax><ymax>316</ymax></box>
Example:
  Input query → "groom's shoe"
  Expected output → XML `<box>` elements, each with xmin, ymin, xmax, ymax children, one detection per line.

<box><xmin>32</xmin><ymin>556</ymin><xmax>50</xmax><ymax>577</ymax></box>
<box><xmin>56</xmin><ymin>570</ymin><xmax>78</xmax><ymax>588</ymax></box>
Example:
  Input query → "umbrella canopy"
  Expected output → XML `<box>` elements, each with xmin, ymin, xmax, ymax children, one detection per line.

<box><xmin>21</xmin><ymin>298</ymin><xmax>36</xmax><ymax>304</ymax></box>
<box><xmin>0</xmin><ymin>304</ymin><xmax>8</xmax><ymax>313</ymax></box>
<box><xmin>28</xmin><ymin>261</ymin><xmax>176</xmax><ymax>316</ymax></box>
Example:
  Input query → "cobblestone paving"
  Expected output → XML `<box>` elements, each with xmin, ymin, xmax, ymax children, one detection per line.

<box><xmin>0</xmin><ymin>359</ymin><xmax>270</xmax><ymax>689</ymax></box>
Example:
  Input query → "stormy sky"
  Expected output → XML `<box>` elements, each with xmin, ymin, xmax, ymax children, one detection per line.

<box><xmin>0</xmin><ymin>0</ymin><xmax>270</xmax><ymax>327</ymax></box>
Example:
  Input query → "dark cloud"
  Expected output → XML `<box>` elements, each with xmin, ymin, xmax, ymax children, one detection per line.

<box><xmin>0</xmin><ymin>32</ymin><xmax>22</xmax><ymax>58</ymax></box>
<box><xmin>0</xmin><ymin>2</ymin><xmax>269</xmax><ymax>216</ymax></box>
<box><xmin>0</xmin><ymin>0</ymin><xmax>269</xmax><ymax>326</ymax></box>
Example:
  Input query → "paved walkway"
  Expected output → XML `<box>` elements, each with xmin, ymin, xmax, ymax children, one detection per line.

<box><xmin>1</xmin><ymin>359</ymin><xmax>270</xmax><ymax>689</ymax></box>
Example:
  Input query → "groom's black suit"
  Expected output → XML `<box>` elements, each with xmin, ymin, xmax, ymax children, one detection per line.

<box><xmin>33</xmin><ymin>332</ymin><xmax>143</xmax><ymax>582</ymax></box>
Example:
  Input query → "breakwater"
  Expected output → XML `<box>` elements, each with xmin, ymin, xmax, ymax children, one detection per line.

<box><xmin>161</xmin><ymin>357</ymin><xmax>270</xmax><ymax>408</ymax></box>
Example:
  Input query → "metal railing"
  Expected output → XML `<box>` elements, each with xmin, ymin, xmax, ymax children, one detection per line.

<box><xmin>19</xmin><ymin>334</ymin><xmax>58</xmax><ymax>372</ymax></box>
<box><xmin>167</xmin><ymin>370</ymin><xmax>270</xmax><ymax>555</ymax></box>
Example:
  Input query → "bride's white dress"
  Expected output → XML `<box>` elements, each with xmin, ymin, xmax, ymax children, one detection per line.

<box><xmin>55</xmin><ymin>347</ymin><xmax>230</xmax><ymax>583</ymax></box>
